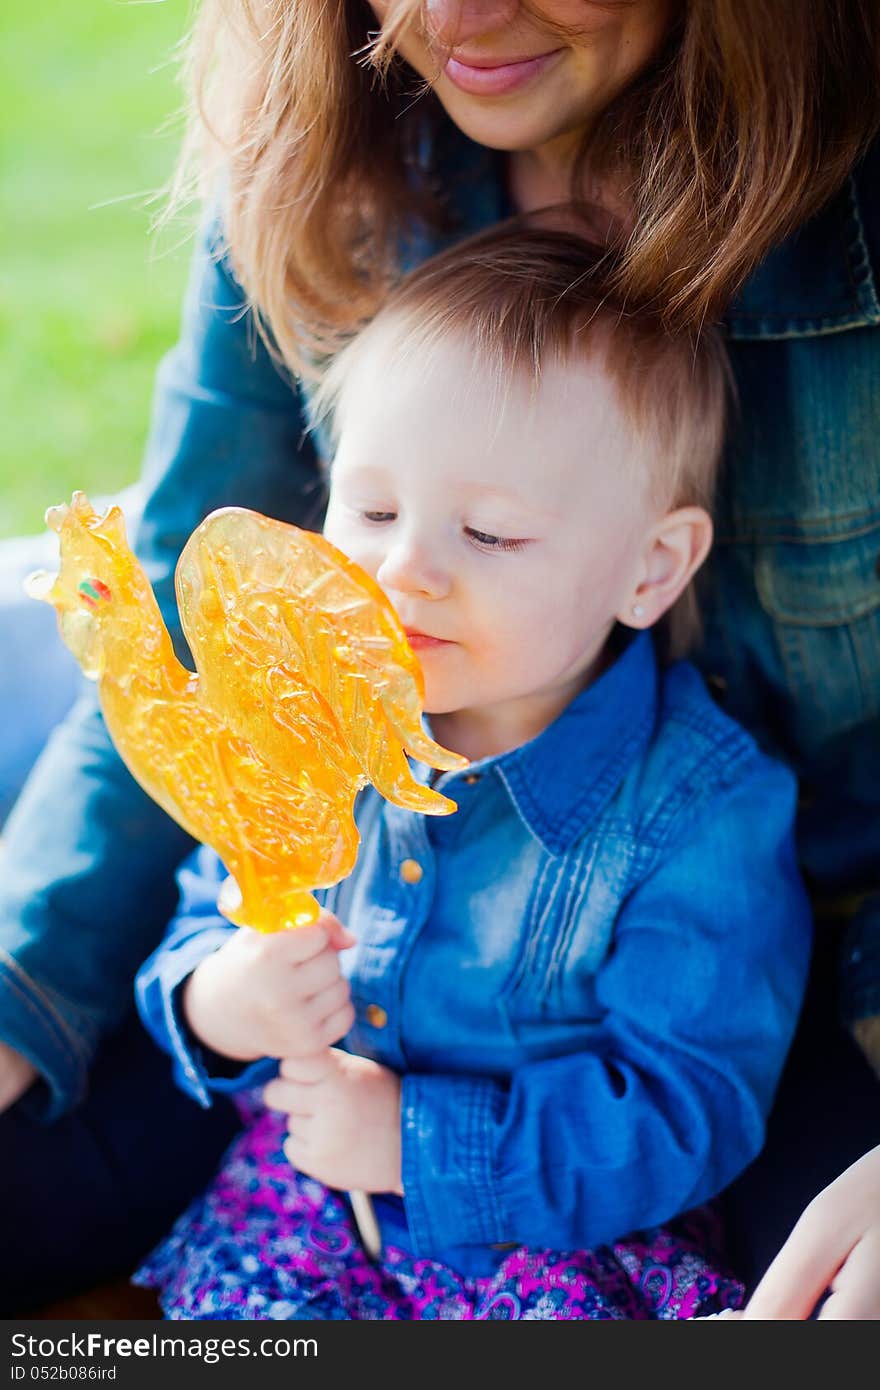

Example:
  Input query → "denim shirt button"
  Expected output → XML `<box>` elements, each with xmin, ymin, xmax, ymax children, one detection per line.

<box><xmin>462</xmin><ymin>773</ymin><xmax>481</xmax><ymax>785</ymax></box>
<box><xmin>365</xmin><ymin>1003</ymin><xmax>388</xmax><ymax>1029</ymax></box>
<box><xmin>399</xmin><ymin>858</ymin><xmax>424</xmax><ymax>884</ymax></box>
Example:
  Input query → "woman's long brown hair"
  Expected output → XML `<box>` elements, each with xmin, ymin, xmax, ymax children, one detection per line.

<box><xmin>170</xmin><ymin>0</ymin><xmax>880</xmax><ymax>371</ymax></box>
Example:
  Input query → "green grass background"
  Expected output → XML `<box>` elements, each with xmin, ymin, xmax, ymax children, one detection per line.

<box><xmin>0</xmin><ymin>1</ymin><xmax>191</xmax><ymax>538</ymax></box>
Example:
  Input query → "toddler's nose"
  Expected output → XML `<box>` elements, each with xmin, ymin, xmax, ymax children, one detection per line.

<box><xmin>377</xmin><ymin>540</ymin><xmax>451</xmax><ymax>601</ymax></box>
<box><xmin>423</xmin><ymin>0</ymin><xmax>522</xmax><ymax>51</ymax></box>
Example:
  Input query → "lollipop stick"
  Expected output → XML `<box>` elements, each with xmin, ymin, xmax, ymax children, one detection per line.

<box><xmin>349</xmin><ymin>1189</ymin><xmax>382</xmax><ymax>1260</ymax></box>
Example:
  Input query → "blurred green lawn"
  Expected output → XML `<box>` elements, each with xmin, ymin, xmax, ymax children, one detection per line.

<box><xmin>0</xmin><ymin>1</ymin><xmax>190</xmax><ymax>538</ymax></box>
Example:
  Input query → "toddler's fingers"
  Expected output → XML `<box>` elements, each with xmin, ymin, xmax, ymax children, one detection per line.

<box><xmin>287</xmin><ymin>949</ymin><xmax>347</xmax><ymax>1001</ymax></box>
<box><xmin>241</xmin><ymin>920</ymin><xmax>336</xmax><ymax>966</ymax></box>
<box><xmin>302</xmin><ymin>976</ymin><xmax>351</xmax><ymax>1024</ymax></box>
<box><xmin>263</xmin><ymin>1077</ymin><xmax>317</xmax><ymax>1118</ymax></box>
<box><xmin>279</xmin><ymin>1051</ymin><xmax>336</xmax><ymax>1084</ymax></box>
<box><xmin>283</xmin><ymin>1132</ymin><xmax>312</xmax><ymax>1174</ymax></box>
<box><xmin>318</xmin><ymin>911</ymin><xmax>357</xmax><ymax>952</ymax></box>
<box><xmin>317</xmin><ymin>999</ymin><xmax>356</xmax><ymax>1046</ymax></box>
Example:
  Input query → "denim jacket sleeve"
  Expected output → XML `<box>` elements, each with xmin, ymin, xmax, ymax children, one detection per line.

<box><xmin>400</xmin><ymin>754</ymin><xmax>812</xmax><ymax>1255</ymax></box>
<box><xmin>0</xmin><ymin>217</ymin><xmax>319</xmax><ymax>1119</ymax></box>
<box><xmin>135</xmin><ymin>846</ymin><xmax>276</xmax><ymax>1107</ymax></box>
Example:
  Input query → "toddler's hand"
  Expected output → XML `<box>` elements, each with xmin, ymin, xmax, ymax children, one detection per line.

<box><xmin>182</xmin><ymin>911</ymin><xmax>356</xmax><ymax>1063</ymax></box>
<box><xmin>263</xmin><ymin>1049</ymin><xmax>403</xmax><ymax>1195</ymax></box>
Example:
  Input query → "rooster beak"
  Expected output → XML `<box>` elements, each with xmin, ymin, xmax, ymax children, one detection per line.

<box><xmin>24</xmin><ymin>569</ymin><xmax>62</xmax><ymax>605</ymax></box>
<box><xmin>44</xmin><ymin>503</ymin><xmax>68</xmax><ymax>535</ymax></box>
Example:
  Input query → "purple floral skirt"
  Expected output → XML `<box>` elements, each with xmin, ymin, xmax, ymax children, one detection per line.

<box><xmin>134</xmin><ymin>1111</ymin><xmax>744</xmax><ymax>1320</ymax></box>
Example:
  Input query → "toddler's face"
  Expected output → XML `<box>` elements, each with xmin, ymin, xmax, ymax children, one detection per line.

<box><xmin>323</xmin><ymin>326</ymin><xmax>656</xmax><ymax>740</ymax></box>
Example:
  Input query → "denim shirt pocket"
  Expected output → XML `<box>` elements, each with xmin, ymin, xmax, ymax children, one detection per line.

<box><xmin>498</xmin><ymin>828</ymin><xmax>634</xmax><ymax>1047</ymax></box>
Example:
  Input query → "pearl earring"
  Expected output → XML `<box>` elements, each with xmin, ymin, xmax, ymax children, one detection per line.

<box><xmin>632</xmin><ymin>604</ymin><xmax>645</xmax><ymax>619</ymax></box>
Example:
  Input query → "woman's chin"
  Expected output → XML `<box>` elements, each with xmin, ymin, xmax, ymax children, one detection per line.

<box><xmin>433</xmin><ymin>86</ymin><xmax>584</xmax><ymax>157</ymax></box>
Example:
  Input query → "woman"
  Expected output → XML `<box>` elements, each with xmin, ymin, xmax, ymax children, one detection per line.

<box><xmin>1</xmin><ymin>0</ymin><xmax>878</xmax><ymax>1314</ymax></box>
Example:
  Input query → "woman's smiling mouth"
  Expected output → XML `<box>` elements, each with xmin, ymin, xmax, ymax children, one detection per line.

<box><xmin>442</xmin><ymin>50</ymin><xmax>565</xmax><ymax>97</ymax></box>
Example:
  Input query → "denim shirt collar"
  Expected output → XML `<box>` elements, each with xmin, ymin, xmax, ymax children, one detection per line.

<box><xmin>429</xmin><ymin>630</ymin><xmax>658</xmax><ymax>857</ymax></box>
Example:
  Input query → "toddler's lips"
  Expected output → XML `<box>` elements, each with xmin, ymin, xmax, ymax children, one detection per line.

<box><xmin>405</xmin><ymin>629</ymin><xmax>453</xmax><ymax>651</ymax></box>
<box><xmin>443</xmin><ymin>49</ymin><xmax>564</xmax><ymax>97</ymax></box>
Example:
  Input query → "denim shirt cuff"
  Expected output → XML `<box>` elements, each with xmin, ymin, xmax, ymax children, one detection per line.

<box><xmin>400</xmin><ymin>1072</ymin><xmax>508</xmax><ymax>1254</ymax></box>
<box><xmin>140</xmin><ymin>927</ymin><xmax>274</xmax><ymax>1107</ymax></box>
<box><xmin>0</xmin><ymin>947</ymin><xmax>99</xmax><ymax>1120</ymax></box>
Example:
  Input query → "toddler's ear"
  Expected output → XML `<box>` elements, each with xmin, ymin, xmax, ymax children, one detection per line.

<box><xmin>618</xmin><ymin>506</ymin><xmax>713</xmax><ymax>630</ymax></box>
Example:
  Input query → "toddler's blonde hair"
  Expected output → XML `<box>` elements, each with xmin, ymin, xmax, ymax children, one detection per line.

<box><xmin>313</xmin><ymin>223</ymin><xmax>733</xmax><ymax>660</ymax></box>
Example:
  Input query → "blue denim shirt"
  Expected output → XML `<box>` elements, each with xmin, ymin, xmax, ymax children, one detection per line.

<box><xmin>136</xmin><ymin>632</ymin><xmax>811</xmax><ymax>1270</ymax></box>
<box><xmin>1</xmin><ymin>125</ymin><xmax>877</xmax><ymax>1119</ymax></box>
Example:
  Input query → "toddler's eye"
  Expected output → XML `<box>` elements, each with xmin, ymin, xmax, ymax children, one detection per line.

<box><xmin>465</xmin><ymin>527</ymin><xmax>528</xmax><ymax>553</ymax></box>
<box><xmin>362</xmin><ymin>511</ymin><xmax>397</xmax><ymax>524</ymax></box>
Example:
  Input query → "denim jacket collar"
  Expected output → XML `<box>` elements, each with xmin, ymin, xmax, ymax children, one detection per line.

<box><xmin>420</xmin><ymin>123</ymin><xmax>880</xmax><ymax>344</ymax></box>
<box><xmin>429</xmin><ymin>630</ymin><xmax>658</xmax><ymax>857</ymax></box>
<box><xmin>725</xmin><ymin>151</ymin><xmax>880</xmax><ymax>341</ymax></box>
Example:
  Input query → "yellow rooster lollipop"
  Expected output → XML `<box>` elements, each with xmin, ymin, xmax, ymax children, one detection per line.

<box><xmin>26</xmin><ymin>493</ymin><xmax>468</xmax><ymax>933</ymax></box>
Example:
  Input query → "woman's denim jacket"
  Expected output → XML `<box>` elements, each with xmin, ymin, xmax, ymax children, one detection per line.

<box><xmin>136</xmin><ymin>633</ymin><xmax>811</xmax><ymax>1267</ymax></box>
<box><xmin>1</xmin><ymin>131</ymin><xmax>878</xmax><ymax>1118</ymax></box>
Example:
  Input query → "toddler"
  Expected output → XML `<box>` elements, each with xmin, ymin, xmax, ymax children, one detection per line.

<box><xmin>134</xmin><ymin>227</ymin><xmax>811</xmax><ymax>1320</ymax></box>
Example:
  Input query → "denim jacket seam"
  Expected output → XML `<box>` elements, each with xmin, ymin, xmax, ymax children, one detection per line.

<box><xmin>756</xmin><ymin>566</ymin><xmax>880</xmax><ymax>628</ymax></box>
<box><xmin>716</xmin><ymin>512</ymin><xmax>880</xmax><ymax>544</ymax></box>
<box><xmin>725</xmin><ymin>312</ymin><xmax>879</xmax><ymax>340</ymax></box>
<box><xmin>844</xmin><ymin>168</ymin><xmax>880</xmax><ymax>321</ymax></box>
<box><xmin>726</xmin><ymin>307</ymin><xmax>873</xmax><ymax>328</ymax></box>
<box><xmin>0</xmin><ymin>946</ymin><xmax>95</xmax><ymax>1067</ymax></box>
<box><xmin>726</xmin><ymin>171</ymin><xmax>880</xmax><ymax>334</ymax></box>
